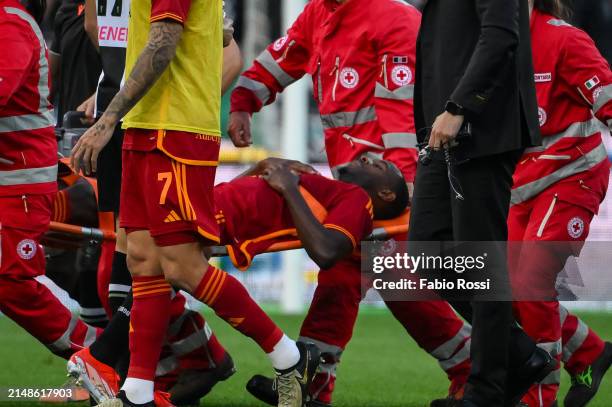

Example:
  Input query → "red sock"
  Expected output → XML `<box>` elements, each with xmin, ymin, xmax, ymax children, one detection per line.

<box><xmin>194</xmin><ymin>266</ymin><xmax>282</xmax><ymax>353</ymax></box>
<box><xmin>128</xmin><ymin>275</ymin><xmax>172</xmax><ymax>380</ymax></box>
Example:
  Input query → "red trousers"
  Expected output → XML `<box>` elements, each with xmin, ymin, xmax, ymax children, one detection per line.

<box><xmin>0</xmin><ymin>194</ymin><xmax>98</xmax><ymax>359</ymax></box>
<box><xmin>509</xmin><ymin>184</ymin><xmax>605</xmax><ymax>407</ymax></box>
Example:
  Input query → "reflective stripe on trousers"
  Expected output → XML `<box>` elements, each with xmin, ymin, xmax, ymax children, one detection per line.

<box><xmin>156</xmin><ymin>321</ymin><xmax>213</xmax><ymax>376</ymax></box>
<box><xmin>563</xmin><ymin>317</ymin><xmax>590</xmax><ymax>362</ymax></box>
<box><xmin>47</xmin><ymin>314</ymin><xmax>79</xmax><ymax>353</ymax></box>
<box><xmin>299</xmin><ymin>336</ymin><xmax>343</xmax><ymax>359</ymax></box>
<box><xmin>511</xmin><ymin>144</ymin><xmax>608</xmax><ymax>205</ymax></box>
<box><xmin>439</xmin><ymin>338</ymin><xmax>471</xmax><ymax>371</ymax></box>
<box><xmin>536</xmin><ymin>341</ymin><xmax>562</xmax><ymax>385</ymax></box>
<box><xmin>430</xmin><ymin>322</ymin><xmax>471</xmax><ymax>360</ymax></box>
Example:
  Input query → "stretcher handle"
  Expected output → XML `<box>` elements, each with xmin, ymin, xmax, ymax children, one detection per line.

<box><xmin>48</xmin><ymin>221</ymin><xmax>116</xmax><ymax>242</ymax></box>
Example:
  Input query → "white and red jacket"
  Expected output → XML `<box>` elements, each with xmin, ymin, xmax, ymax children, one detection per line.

<box><xmin>0</xmin><ymin>0</ymin><xmax>57</xmax><ymax>197</ymax></box>
<box><xmin>231</xmin><ymin>0</ymin><xmax>420</xmax><ymax>181</ymax></box>
<box><xmin>511</xmin><ymin>10</ymin><xmax>612</xmax><ymax>213</ymax></box>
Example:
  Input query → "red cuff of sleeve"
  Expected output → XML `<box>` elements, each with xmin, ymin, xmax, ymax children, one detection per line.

<box><xmin>230</xmin><ymin>87</ymin><xmax>262</xmax><ymax>114</ymax></box>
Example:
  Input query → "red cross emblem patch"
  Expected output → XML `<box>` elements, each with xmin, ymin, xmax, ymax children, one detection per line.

<box><xmin>538</xmin><ymin>107</ymin><xmax>547</xmax><ymax>127</ymax></box>
<box><xmin>380</xmin><ymin>239</ymin><xmax>397</xmax><ymax>256</ymax></box>
<box><xmin>17</xmin><ymin>239</ymin><xmax>37</xmax><ymax>260</ymax></box>
<box><xmin>391</xmin><ymin>65</ymin><xmax>412</xmax><ymax>86</ymax></box>
<box><xmin>339</xmin><ymin>67</ymin><xmax>359</xmax><ymax>89</ymax></box>
<box><xmin>567</xmin><ymin>217</ymin><xmax>585</xmax><ymax>239</ymax></box>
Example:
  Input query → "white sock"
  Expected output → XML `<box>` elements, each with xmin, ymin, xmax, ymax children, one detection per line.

<box><xmin>267</xmin><ymin>335</ymin><xmax>300</xmax><ymax>370</ymax></box>
<box><xmin>121</xmin><ymin>378</ymin><xmax>154</xmax><ymax>404</ymax></box>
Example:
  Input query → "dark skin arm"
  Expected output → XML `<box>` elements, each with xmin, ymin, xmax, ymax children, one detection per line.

<box><xmin>237</xmin><ymin>157</ymin><xmax>317</xmax><ymax>179</ymax></box>
<box><xmin>262</xmin><ymin>164</ymin><xmax>353</xmax><ymax>270</ymax></box>
<box><xmin>71</xmin><ymin>20</ymin><xmax>183</xmax><ymax>174</ymax></box>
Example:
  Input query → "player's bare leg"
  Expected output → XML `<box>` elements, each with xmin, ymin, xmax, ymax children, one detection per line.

<box><xmin>160</xmin><ymin>241</ymin><xmax>319</xmax><ymax>407</ymax></box>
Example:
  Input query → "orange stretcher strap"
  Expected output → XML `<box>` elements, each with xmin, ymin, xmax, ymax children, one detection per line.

<box><xmin>212</xmin><ymin>208</ymin><xmax>410</xmax><ymax>258</ymax></box>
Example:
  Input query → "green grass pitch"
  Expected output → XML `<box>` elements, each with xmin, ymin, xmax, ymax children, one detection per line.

<box><xmin>0</xmin><ymin>308</ymin><xmax>611</xmax><ymax>407</ymax></box>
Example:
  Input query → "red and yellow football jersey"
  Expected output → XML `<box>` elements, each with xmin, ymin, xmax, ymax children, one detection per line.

<box><xmin>214</xmin><ymin>174</ymin><xmax>374</xmax><ymax>270</ymax></box>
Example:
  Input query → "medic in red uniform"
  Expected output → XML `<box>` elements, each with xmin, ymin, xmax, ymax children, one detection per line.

<box><xmin>510</xmin><ymin>6</ymin><xmax>612</xmax><ymax>407</ymax></box>
<box><xmin>0</xmin><ymin>0</ymin><xmax>98</xmax><ymax>358</ymax></box>
<box><xmin>229</xmin><ymin>0</ymin><xmax>419</xmax><ymax>181</ymax></box>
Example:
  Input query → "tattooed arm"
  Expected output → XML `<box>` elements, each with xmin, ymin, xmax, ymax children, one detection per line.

<box><xmin>70</xmin><ymin>21</ymin><xmax>183</xmax><ymax>175</ymax></box>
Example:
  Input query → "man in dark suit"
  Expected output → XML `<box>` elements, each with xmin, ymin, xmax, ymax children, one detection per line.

<box><xmin>410</xmin><ymin>1</ymin><xmax>552</xmax><ymax>406</ymax></box>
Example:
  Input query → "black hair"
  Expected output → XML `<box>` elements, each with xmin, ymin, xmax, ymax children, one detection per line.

<box><xmin>534</xmin><ymin>0</ymin><xmax>572</xmax><ymax>20</ymax></box>
<box><xmin>21</xmin><ymin>0</ymin><xmax>46</xmax><ymax>24</ymax></box>
<box><xmin>376</xmin><ymin>172</ymin><xmax>409</xmax><ymax>220</ymax></box>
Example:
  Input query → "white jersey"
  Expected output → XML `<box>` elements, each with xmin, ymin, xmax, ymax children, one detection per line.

<box><xmin>95</xmin><ymin>0</ymin><xmax>129</xmax><ymax>114</ymax></box>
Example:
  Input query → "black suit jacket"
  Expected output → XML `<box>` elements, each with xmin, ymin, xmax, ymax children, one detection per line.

<box><xmin>414</xmin><ymin>0</ymin><xmax>541</xmax><ymax>160</ymax></box>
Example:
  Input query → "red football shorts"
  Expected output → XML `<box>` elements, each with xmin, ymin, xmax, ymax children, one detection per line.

<box><xmin>0</xmin><ymin>194</ymin><xmax>52</xmax><ymax>278</ymax></box>
<box><xmin>120</xmin><ymin>129</ymin><xmax>220</xmax><ymax>247</ymax></box>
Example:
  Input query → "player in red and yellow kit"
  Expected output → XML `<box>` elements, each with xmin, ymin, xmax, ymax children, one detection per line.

<box><xmin>71</xmin><ymin>0</ymin><xmax>317</xmax><ymax>406</ymax></box>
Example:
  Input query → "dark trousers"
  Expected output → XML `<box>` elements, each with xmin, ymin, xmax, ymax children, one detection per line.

<box><xmin>408</xmin><ymin>149</ymin><xmax>532</xmax><ymax>406</ymax></box>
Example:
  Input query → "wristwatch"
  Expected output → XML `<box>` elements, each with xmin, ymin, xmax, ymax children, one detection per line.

<box><xmin>445</xmin><ymin>100</ymin><xmax>466</xmax><ymax>116</ymax></box>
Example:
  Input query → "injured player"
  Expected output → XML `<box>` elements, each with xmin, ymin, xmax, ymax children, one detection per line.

<box><xmin>68</xmin><ymin>155</ymin><xmax>411</xmax><ymax>404</ymax></box>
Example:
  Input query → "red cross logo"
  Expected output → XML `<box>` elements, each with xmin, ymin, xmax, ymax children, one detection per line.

<box><xmin>538</xmin><ymin>107</ymin><xmax>547</xmax><ymax>126</ymax></box>
<box><xmin>339</xmin><ymin>67</ymin><xmax>359</xmax><ymax>89</ymax></box>
<box><xmin>567</xmin><ymin>217</ymin><xmax>584</xmax><ymax>238</ymax></box>
<box><xmin>391</xmin><ymin>65</ymin><xmax>412</xmax><ymax>86</ymax></box>
<box><xmin>17</xmin><ymin>239</ymin><xmax>37</xmax><ymax>259</ymax></box>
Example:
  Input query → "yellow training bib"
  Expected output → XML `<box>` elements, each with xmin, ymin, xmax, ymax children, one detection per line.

<box><xmin>123</xmin><ymin>0</ymin><xmax>222</xmax><ymax>136</ymax></box>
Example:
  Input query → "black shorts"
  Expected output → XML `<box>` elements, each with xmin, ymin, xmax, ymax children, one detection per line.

<box><xmin>96</xmin><ymin>124</ymin><xmax>123</xmax><ymax>213</ymax></box>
